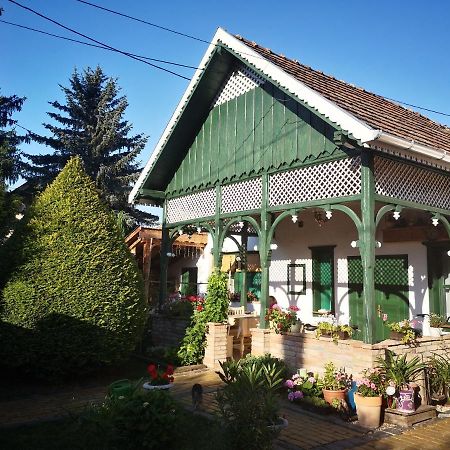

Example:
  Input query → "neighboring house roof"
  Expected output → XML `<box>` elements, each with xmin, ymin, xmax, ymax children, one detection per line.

<box><xmin>235</xmin><ymin>35</ymin><xmax>450</xmax><ymax>154</ymax></box>
<box><xmin>130</xmin><ymin>28</ymin><xmax>450</xmax><ymax>204</ymax></box>
<box><xmin>125</xmin><ymin>226</ymin><xmax>208</xmax><ymax>252</ymax></box>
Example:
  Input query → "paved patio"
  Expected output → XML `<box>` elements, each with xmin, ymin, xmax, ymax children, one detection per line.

<box><xmin>1</xmin><ymin>368</ymin><xmax>449</xmax><ymax>449</ymax></box>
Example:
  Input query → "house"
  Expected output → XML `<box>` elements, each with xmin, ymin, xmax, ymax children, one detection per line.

<box><xmin>125</xmin><ymin>226</ymin><xmax>208</xmax><ymax>305</ymax></box>
<box><xmin>129</xmin><ymin>28</ymin><xmax>450</xmax><ymax>349</ymax></box>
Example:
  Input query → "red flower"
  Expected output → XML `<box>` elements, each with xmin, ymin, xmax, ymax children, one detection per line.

<box><xmin>289</xmin><ymin>305</ymin><xmax>299</xmax><ymax>312</ymax></box>
<box><xmin>147</xmin><ymin>364</ymin><xmax>156</xmax><ymax>375</ymax></box>
<box><xmin>277</xmin><ymin>323</ymin><xmax>282</xmax><ymax>328</ymax></box>
<box><xmin>196</xmin><ymin>305</ymin><xmax>203</xmax><ymax>312</ymax></box>
<box><xmin>187</xmin><ymin>295</ymin><xmax>197</xmax><ymax>302</ymax></box>
<box><xmin>166</xmin><ymin>365</ymin><xmax>174</xmax><ymax>375</ymax></box>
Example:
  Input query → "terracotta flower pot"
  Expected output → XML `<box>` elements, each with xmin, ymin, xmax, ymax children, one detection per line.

<box><xmin>354</xmin><ymin>393</ymin><xmax>382</xmax><ymax>428</ymax></box>
<box><xmin>322</xmin><ymin>388</ymin><xmax>346</xmax><ymax>405</ymax></box>
<box><xmin>389</xmin><ymin>331</ymin><xmax>405</xmax><ymax>341</ymax></box>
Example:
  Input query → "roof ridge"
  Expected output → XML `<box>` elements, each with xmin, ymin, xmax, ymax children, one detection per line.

<box><xmin>234</xmin><ymin>34</ymin><xmax>450</xmax><ymax>136</ymax></box>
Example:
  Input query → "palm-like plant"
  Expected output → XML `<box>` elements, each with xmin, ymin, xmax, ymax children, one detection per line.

<box><xmin>376</xmin><ymin>350</ymin><xmax>426</xmax><ymax>389</ymax></box>
<box><xmin>428</xmin><ymin>353</ymin><xmax>450</xmax><ymax>399</ymax></box>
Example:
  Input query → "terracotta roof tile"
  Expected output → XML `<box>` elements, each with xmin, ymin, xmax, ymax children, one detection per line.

<box><xmin>236</xmin><ymin>35</ymin><xmax>450</xmax><ymax>152</ymax></box>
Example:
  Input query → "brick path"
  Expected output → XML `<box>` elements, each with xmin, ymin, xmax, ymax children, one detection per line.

<box><xmin>1</xmin><ymin>368</ymin><xmax>449</xmax><ymax>449</ymax></box>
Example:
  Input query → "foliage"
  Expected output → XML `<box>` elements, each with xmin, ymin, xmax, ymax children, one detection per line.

<box><xmin>375</xmin><ymin>350</ymin><xmax>426</xmax><ymax>389</ymax></box>
<box><xmin>177</xmin><ymin>270</ymin><xmax>228</xmax><ymax>365</ymax></box>
<box><xmin>429</xmin><ymin>313</ymin><xmax>445</xmax><ymax>328</ymax></box>
<box><xmin>321</xmin><ymin>362</ymin><xmax>352</xmax><ymax>391</ymax></box>
<box><xmin>427</xmin><ymin>353</ymin><xmax>450</xmax><ymax>398</ymax></box>
<box><xmin>285</xmin><ymin>371</ymin><xmax>322</xmax><ymax>400</ymax></box>
<box><xmin>81</xmin><ymin>388</ymin><xmax>181</xmax><ymax>449</ymax></box>
<box><xmin>218</xmin><ymin>354</ymin><xmax>288</xmax><ymax>386</ymax></box>
<box><xmin>203</xmin><ymin>270</ymin><xmax>229</xmax><ymax>323</ymax></box>
<box><xmin>161</xmin><ymin>295</ymin><xmax>197</xmax><ymax>318</ymax></box>
<box><xmin>0</xmin><ymin>92</ymin><xmax>27</xmax><ymax>241</ymax></box>
<box><xmin>0</xmin><ymin>157</ymin><xmax>147</xmax><ymax>378</ymax></box>
<box><xmin>216</xmin><ymin>358</ymin><xmax>285</xmax><ymax>450</ymax></box>
<box><xmin>356</xmin><ymin>368</ymin><xmax>386</xmax><ymax>397</ymax></box>
<box><xmin>146</xmin><ymin>363</ymin><xmax>174</xmax><ymax>386</ymax></box>
<box><xmin>23</xmin><ymin>66</ymin><xmax>155</xmax><ymax>227</ymax></box>
<box><xmin>265</xmin><ymin>304</ymin><xmax>299</xmax><ymax>333</ymax></box>
<box><xmin>315</xmin><ymin>321</ymin><xmax>353</xmax><ymax>342</ymax></box>
<box><xmin>386</xmin><ymin>319</ymin><xmax>418</xmax><ymax>345</ymax></box>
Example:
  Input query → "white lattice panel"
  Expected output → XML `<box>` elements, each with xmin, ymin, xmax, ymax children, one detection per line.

<box><xmin>269</xmin><ymin>157</ymin><xmax>361</xmax><ymax>206</ymax></box>
<box><xmin>166</xmin><ymin>189</ymin><xmax>216</xmax><ymax>224</ymax></box>
<box><xmin>221</xmin><ymin>178</ymin><xmax>262</xmax><ymax>213</ymax></box>
<box><xmin>374</xmin><ymin>157</ymin><xmax>450</xmax><ymax>209</ymax></box>
<box><xmin>213</xmin><ymin>65</ymin><xmax>265</xmax><ymax>107</ymax></box>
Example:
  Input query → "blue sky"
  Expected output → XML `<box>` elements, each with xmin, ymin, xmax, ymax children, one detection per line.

<box><xmin>2</xmin><ymin>0</ymin><xmax>450</xmax><ymax>189</ymax></box>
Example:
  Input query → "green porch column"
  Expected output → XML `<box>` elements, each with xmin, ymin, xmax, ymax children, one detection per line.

<box><xmin>212</xmin><ymin>185</ymin><xmax>223</xmax><ymax>269</ymax></box>
<box><xmin>240</xmin><ymin>230</ymin><xmax>248</xmax><ymax>309</ymax></box>
<box><xmin>159</xmin><ymin>225</ymin><xmax>169</xmax><ymax>313</ymax></box>
<box><xmin>360</xmin><ymin>151</ymin><xmax>376</xmax><ymax>343</ymax></box>
<box><xmin>259</xmin><ymin>211</ymin><xmax>272</xmax><ymax>329</ymax></box>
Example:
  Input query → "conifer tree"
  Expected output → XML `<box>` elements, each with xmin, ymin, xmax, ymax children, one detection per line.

<box><xmin>0</xmin><ymin>93</ymin><xmax>27</xmax><ymax>240</ymax></box>
<box><xmin>24</xmin><ymin>66</ymin><xmax>155</xmax><ymax>226</ymax></box>
<box><xmin>1</xmin><ymin>157</ymin><xmax>147</xmax><ymax>378</ymax></box>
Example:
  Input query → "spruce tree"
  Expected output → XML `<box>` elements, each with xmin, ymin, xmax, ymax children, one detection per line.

<box><xmin>24</xmin><ymin>66</ymin><xmax>155</xmax><ymax>226</ymax></box>
<box><xmin>0</xmin><ymin>93</ymin><xmax>27</xmax><ymax>240</ymax></box>
<box><xmin>1</xmin><ymin>157</ymin><xmax>147</xmax><ymax>378</ymax></box>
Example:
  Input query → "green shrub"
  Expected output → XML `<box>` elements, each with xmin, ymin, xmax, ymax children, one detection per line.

<box><xmin>216</xmin><ymin>358</ymin><xmax>285</xmax><ymax>450</ymax></box>
<box><xmin>82</xmin><ymin>389</ymin><xmax>181</xmax><ymax>449</ymax></box>
<box><xmin>0</xmin><ymin>157</ymin><xmax>146</xmax><ymax>378</ymax></box>
<box><xmin>177</xmin><ymin>270</ymin><xmax>229</xmax><ymax>365</ymax></box>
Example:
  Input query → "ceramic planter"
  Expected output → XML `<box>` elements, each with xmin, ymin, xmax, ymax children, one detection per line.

<box><xmin>354</xmin><ymin>393</ymin><xmax>382</xmax><ymax>428</ymax></box>
<box><xmin>322</xmin><ymin>388</ymin><xmax>346</xmax><ymax>405</ymax></box>
<box><xmin>143</xmin><ymin>382</ymin><xmax>173</xmax><ymax>390</ymax></box>
<box><xmin>397</xmin><ymin>388</ymin><xmax>415</xmax><ymax>412</ymax></box>
<box><xmin>429</xmin><ymin>327</ymin><xmax>442</xmax><ymax>337</ymax></box>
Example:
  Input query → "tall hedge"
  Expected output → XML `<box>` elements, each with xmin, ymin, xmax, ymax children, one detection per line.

<box><xmin>0</xmin><ymin>157</ymin><xmax>146</xmax><ymax>378</ymax></box>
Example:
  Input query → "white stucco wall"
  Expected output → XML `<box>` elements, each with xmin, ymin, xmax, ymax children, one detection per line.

<box><xmin>268</xmin><ymin>209</ymin><xmax>430</xmax><ymax>329</ymax></box>
<box><xmin>194</xmin><ymin>211</ymin><xmax>432</xmax><ymax>331</ymax></box>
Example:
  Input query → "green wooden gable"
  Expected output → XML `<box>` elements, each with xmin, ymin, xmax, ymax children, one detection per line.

<box><xmin>167</xmin><ymin>81</ymin><xmax>342</xmax><ymax>196</ymax></box>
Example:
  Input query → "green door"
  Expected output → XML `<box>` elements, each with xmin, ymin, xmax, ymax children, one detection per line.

<box><xmin>427</xmin><ymin>244</ymin><xmax>450</xmax><ymax>318</ymax></box>
<box><xmin>348</xmin><ymin>255</ymin><xmax>409</xmax><ymax>342</ymax></box>
<box><xmin>311</xmin><ymin>247</ymin><xmax>335</xmax><ymax>313</ymax></box>
<box><xmin>180</xmin><ymin>268</ymin><xmax>198</xmax><ymax>296</ymax></box>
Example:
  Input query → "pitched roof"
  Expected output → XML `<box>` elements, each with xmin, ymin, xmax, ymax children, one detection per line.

<box><xmin>235</xmin><ymin>35</ymin><xmax>450</xmax><ymax>152</ymax></box>
<box><xmin>130</xmin><ymin>28</ymin><xmax>450</xmax><ymax>204</ymax></box>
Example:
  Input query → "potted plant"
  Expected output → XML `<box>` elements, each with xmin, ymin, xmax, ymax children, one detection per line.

<box><xmin>427</xmin><ymin>353</ymin><xmax>450</xmax><ymax>403</ymax></box>
<box><xmin>216</xmin><ymin>357</ymin><xmax>287</xmax><ymax>449</ymax></box>
<box><xmin>429</xmin><ymin>313</ymin><xmax>444</xmax><ymax>337</ymax></box>
<box><xmin>354</xmin><ymin>368</ymin><xmax>386</xmax><ymax>428</ymax></box>
<box><xmin>265</xmin><ymin>305</ymin><xmax>299</xmax><ymax>334</ymax></box>
<box><xmin>320</xmin><ymin>362</ymin><xmax>352</xmax><ymax>405</ymax></box>
<box><xmin>315</xmin><ymin>322</ymin><xmax>353</xmax><ymax>342</ymax></box>
<box><xmin>143</xmin><ymin>363</ymin><xmax>174</xmax><ymax>390</ymax></box>
<box><xmin>386</xmin><ymin>320</ymin><xmax>418</xmax><ymax>345</ymax></box>
<box><xmin>376</xmin><ymin>350</ymin><xmax>426</xmax><ymax>412</ymax></box>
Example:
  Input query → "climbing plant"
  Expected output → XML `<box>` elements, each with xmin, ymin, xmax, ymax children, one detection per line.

<box><xmin>177</xmin><ymin>270</ymin><xmax>229</xmax><ymax>365</ymax></box>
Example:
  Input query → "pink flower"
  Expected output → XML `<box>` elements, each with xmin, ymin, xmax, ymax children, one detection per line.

<box><xmin>382</xmin><ymin>313</ymin><xmax>388</xmax><ymax>322</ymax></box>
<box><xmin>370</xmin><ymin>383</ymin><xmax>376</xmax><ymax>389</ymax></box>
<box><xmin>284</xmin><ymin>379</ymin><xmax>294</xmax><ymax>389</ymax></box>
<box><xmin>308</xmin><ymin>377</ymin><xmax>316</xmax><ymax>384</ymax></box>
